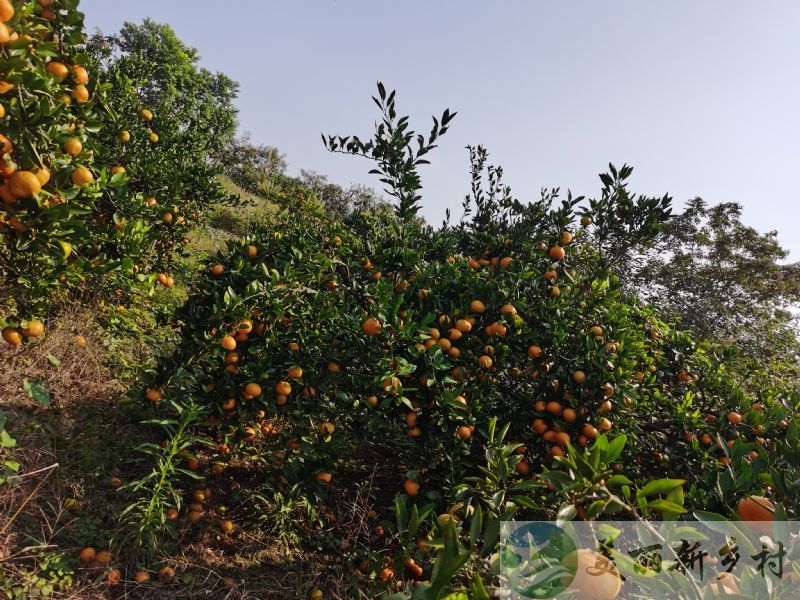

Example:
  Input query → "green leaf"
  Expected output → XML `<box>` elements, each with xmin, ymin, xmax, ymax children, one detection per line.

<box><xmin>395</xmin><ymin>493</ymin><xmax>408</xmax><ymax>532</ymax></box>
<box><xmin>47</xmin><ymin>353</ymin><xmax>61</xmax><ymax>367</ymax></box>
<box><xmin>469</xmin><ymin>503</ymin><xmax>482</xmax><ymax>547</ymax></box>
<box><xmin>470</xmin><ymin>574</ymin><xmax>491</xmax><ymax>600</ymax></box>
<box><xmin>637</xmin><ymin>478</ymin><xmax>685</xmax><ymax>498</ymax></box>
<box><xmin>605</xmin><ymin>434</ymin><xmax>627</xmax><ymax>463</ymax></box>
<box><xmin>662</xmin><ymin>486</ymin><xmax>685</xmax><ymax>521</ymax></box>
<box><xmin>646</xmin><ymin>499</ymin><xmax>687</xmax><ymax>515</ymax></box>
<box><xmin>22</xmin><ymin>379</ymin><xmax>51</xmax><ymax>406</ymax></box>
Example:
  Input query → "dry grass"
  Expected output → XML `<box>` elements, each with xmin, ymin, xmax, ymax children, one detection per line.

<box><xmin>0</xmin><ymin>305</ymin><xmax>124</xmax><ymax>408</ymax></box>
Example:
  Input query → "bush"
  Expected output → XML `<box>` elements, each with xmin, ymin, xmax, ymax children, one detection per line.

<box><xmin>136</xmin><ymin>89</ymin><xmax>796</xmax><ymax>596</ymax></box>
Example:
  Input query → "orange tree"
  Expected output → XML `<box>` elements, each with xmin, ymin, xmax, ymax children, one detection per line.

<box><xmin>1</xmin><ymin>1</ymin><xmax>237</xmax><ymax>341</ymax></box>
<box><xmin>87</xmin><ymin>19</ymin><xmax>240</xmax><ymax>274</ymax></box>
<box><xmin>132</xmin><ymin>87</ymin><xmax>796</xmax><ymax>593</ymax></box>
<box><xmin>0</xmin><ymin>0</ymin><xmax>119</xmax><ymax>330</ymax></box>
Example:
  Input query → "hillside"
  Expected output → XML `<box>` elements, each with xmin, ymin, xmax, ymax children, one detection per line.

<box><xmin>2</xmin><ymin>3</ymin><xmax>800</xmax><ymax>600</ymax></box>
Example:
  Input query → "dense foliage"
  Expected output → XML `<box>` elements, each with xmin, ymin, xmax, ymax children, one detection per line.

<box><xmin>129</xmin><ymin>89</ymin><xmax>799</xmax><ymax>597</ymax></box>
<box><xmin>2</xmin><ymin>1</ymin><xmax>799</xmax><ymax>596</ymax></box>
<box><xmin>1</xmin><ymin>3</ymin><xmax>237</xmax><ymax>333</ymax></box>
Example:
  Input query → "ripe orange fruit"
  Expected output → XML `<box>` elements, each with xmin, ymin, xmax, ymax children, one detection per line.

<box><xmin>489</xmin><ymin>322</ymin><xmax>507</xmax><ymax>336</ymax></box>
<box><xmin>210</xmin><ymin>264</ymin><xmax>224</xmax><ymax>277</ymax></box>
<box><xmin>274</xmin><ymin>381</ymin><xmax>292</xmax><ymax>396</ymax></box>
<box><xmin>362</xmin><ymin>317</ymin><xmax>382</xmax><ymax>336</ymax></box>
<box><xmin>9</xmin><ymin>171</ymin><xmax>41</xmax><ymax>197</ymax></box>
<box><xmin>582</xmin><ymin>424</ymin><xmax>598</xmax><ymax>439</ymax></box>
<box><xmin>597</xmin><ymin>417</ymin><xmax>612</xmax><ymax>432</ymax></box>
<box><xmin>515</xmin><ymin>459</ymin><xmax>530</xmax><ymax>475</ymax></box>
<box><xmin>500</xmin><ymin>303</ymin><xmax>517</xmax><ymax>315</ymax></box>
<box><xmin>457</xmin><ymin>425</ymin><xmax>472</xmax><ymax>440</ymax></box>
<box><xmin>0</xmin><ymin>133</ymin><xmax>11</xmax><ymax>155</ymax></box>
<box><xmin>549</xmin><ymin>245</ymin><xmax>566</xmax><ymax>261</ymax></box>
<box><xmin>244</xmin><ymin>382</ymin><xmax>262</xmax><ymax>397</ymax></box>
<box><xmin>149</xmin><ymin>132</ymin><xmax>159</xmax><ymax>143</ymax></box>
<box><xmin>145</xmin><ymin>388</ymin><xmax>162</xmax><ymax>402</ymax></box>
<box><xmin>470</xmin><ymin>300</ymin><xmax>486</xmax><ymax>314</ymax></box>
<box><xmin>134</xmin><ymin>571</ymin><xmax>150</xmax><ymax>584</ymax></box>
<box><xmin>554</xmin><ymin>432</ymin><xmax>571</xmax><ymax>448</ymax></box>
<box><xmin>500</xmin><ymin>256</ymin><xmax>513</xmax><ymax>267</ymax></box>
<box><xmin>220</xmin><ymin>335</ymin><xmax>236</xmax><ymax>350</ymax></box>
<box><xmin>79</xmin><ymin>547</ymin><xmax>96</xmax><ymax>563</ymax></box>
<box><xmin>187</xmin><ymin>510</ymin><xmax>203</xmax><ymax>523</ymax></box>
<box><xmin>94</xmin><ymin>550</ymin><xmax>112</xmax><ymax>565</ymax></box>
<box><xmin>165</xmin><ymin>508</ymin><xmax>179</xmax><ymax>520</ymax></box>
<box><xmin>287</xmin><ymin>367</ymin><xmax>303</xmax><ymax>379</ymax></box>
<box><xmin>379</xmin><ymin>567</ymin><xmax>396</xmax><ymax>582</ymax></box>
<box><xmin>33</xmin><ymin>165</ymin><xmax>51</xmax><ymax>186</ymax></box>
<box><xmin>571</xmin><ymin>370</ymin><xmax>586</xmax><ymax>384</ymax></box>
<box><xmin>727</xmin><ymin>411</ymin><xmax>743</xmax><ymax>425</ymax></box>
<box><xmin>158</xmin><ymin>566</ymin><xmax>175</xmax><ymax>582</ymax></box>
<box><xmin>546</xmin><ymin>401</ymin><xmax>563</xmax><ymax>416</ymax></box>
<box><xmin>327</xmin><ymin>362</ymin><xmax>340</xmax><ymax>373</ymax></box>
<box><xmin>316</xmin><ymin>471</ymin><xmax>332</xmax><ymax>484</ymax></box>
<box><xmin>532</xmin><ymin>418</ymin><xmax>548</xmax><ymax>434</ymax></box>
<box><xmin>382</xmin><ymin>376</ymin><xmax>401</xmax><ymax>395</ymax></box>
<box><xmin>0</xmin><ymin>0</ymin><xmax>13</xmax><ymax>22</ymax></box>
<box><xmin>119</xmin><ymin>130</ymin><xmax>131</xmax><ymax>143</ymax></box>
<box><xmin>563</xmin><ymin>549</ymin><xmax>621</xmax><ymax>600</ymax></box>
<box><xmin>46</xmin><ymin>61</ymin><xmax>69</xmax><ymax>80</ymax></box>
<box><xmin>477</xmin><ymin>355</ymin><xmax>492</xmax><ymax>369</ymax></box>
<box><xmin>549</xmin><ymin>286</ymin><xmax>561</xmax><ymax>297</ymax></box>
<box><xmin>563</xmin><ymin>408</ymin><xmax>577</xmax><ymax>422</ymax></box>
<box><xmin>448</xmin><ymin>328</ymin><xmax>462</xmax><ymax>341</ymax></box>
<box><xmin>560</xmin><ymin>231</ymin><xmax>573</xmax><ymax>245</ymax></box>
<box><xmin>367</xmin><ymin>395</ymin><xmax>378</xmax><ymax>407</ymax></box>
<box><xmin>139</xmin><ymin>108</ymin><xmax>153</xmax><ymax>121</ymax></box>
<box><xmin>72</xmin><ymin>65</ymin><xmax>89</xmax><ymax>84</ymax></box>
<box><xmin>527</xmin><ymin>345</ymin><xmax>542</xmax><ymax>358</ymax></box>
<box><xmin>71</xmin><ymin>166</ymin><xmax>93</xmax><ymax>186</ymax></box>
<box><xmin>737</xmin><ymin>496</ymin><xmax>774</xmax><ymax>535</ymax></box>
<box><xmin>455</xmin><ymin>319</ymin><xmax>472</xmax><ymax>333</ymax></box>
<box><xmin>221</xmin><ymin>520</ymin><xmax>235</xmax><ymax>534</ymax></box>
<box><xmin>106</xmin><ymin>568</ymin><xmax>122</xmax><ymax>586</ymax></box>
<box><xmin>62</xmin><ymin>137</ymin><xmax>84</xmax><ymax>158</ymax></box>
<box><xmin>437</xmin><ymin>338</ymin><xmax>452</xmax><ymax>352</ymax></box>
<box><xmin>71</xmin><ymin>84</ymin><xmax>89</xmax><ymax>103</ymax></box>
<box><xmin>20</xmin><ymin>320</ymin><xmax>44</xmax><ymax>337</ymax></box>
<box><xmin>404</xmin><ymin>479</ymin><xmax>420</xmax><ymax>496</ymax></box>
<box><xmin>319</xmin><ymin>421</ymin><xmax>335</xmax><ymax>435</ymax></box>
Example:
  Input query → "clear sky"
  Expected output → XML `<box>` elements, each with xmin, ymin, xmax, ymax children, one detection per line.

<box><xmin>81</xmin><ymin>1</ymin><xmax>800</xmax><ymax>257</ymax></box>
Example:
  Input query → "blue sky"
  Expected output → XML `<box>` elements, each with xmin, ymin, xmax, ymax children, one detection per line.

<box><xmin>81</xmin><ymin>1</ymin><xmax>800</xmax><ymax>257</ymax></box>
